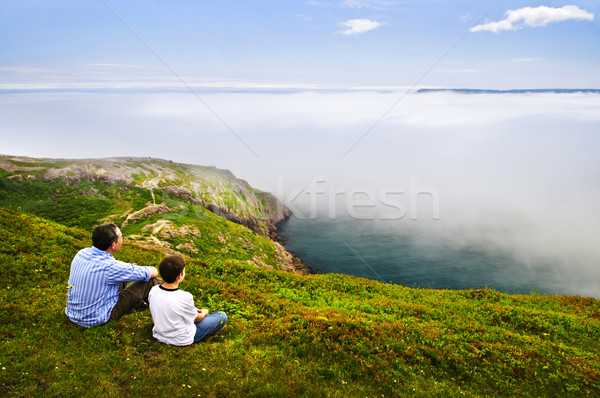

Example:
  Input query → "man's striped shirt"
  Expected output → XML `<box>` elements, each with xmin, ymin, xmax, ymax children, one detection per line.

<box><xmin>65</xmin><ymin>246</ymin><xmax>151</xmax><ymax>327</ymax></box>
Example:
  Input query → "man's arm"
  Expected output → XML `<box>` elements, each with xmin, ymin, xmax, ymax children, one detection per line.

<box><xmin>194</xmin><ymin>308</ymin><xmax>209</xmax><ymax>323</ymax></box>
<box><xmin>147</xmin><ymin>266</ymin><xmax>159</xmax><ymax>279</ymax></box>
<box><xmin>106</xmin><ymin>259</ymin><xmax>158</xmax><ymax>283</ymax></box>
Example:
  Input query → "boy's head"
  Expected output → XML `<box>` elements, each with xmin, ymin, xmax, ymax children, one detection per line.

<box><xmin>159</xmin><ymin>255</ymin><xmax>186</xmax><ymax>283</ymax></box>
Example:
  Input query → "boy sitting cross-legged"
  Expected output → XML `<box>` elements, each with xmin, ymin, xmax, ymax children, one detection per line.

<box><xmin>148</xmin><ymin>255</ymin><xmax>227</xmax><ymax>346</ymax></box>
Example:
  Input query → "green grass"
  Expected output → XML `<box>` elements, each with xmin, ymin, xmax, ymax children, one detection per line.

<box><xmin>115</xmin><ymin>193</ymin><xmax>280</xmax><ymax>268</ymax></box>
<box><xmin>0</xmin><ymin>174</ymin><xmax>154</xmax><ymax>230</ymax></box>
<box><xmin>1</xmin><ymin>206</ymin><xmax>599</xmax><ymax>397</ymax></box>
<box><xmin>0</xmin><ymin>156</ymin><xmax>72</xmax><ymax>170</ymax></box>
<box><xmin>0</xmin><ymin>155</ymin><xmax>283</xmax><ymax>226</ymax></box>
<box><xmin>0</xmin><ymin>169</ymin><xmax>282</xmax><ymax>270</ymax></box>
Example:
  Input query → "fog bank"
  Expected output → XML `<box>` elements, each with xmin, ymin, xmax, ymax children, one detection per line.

<box><xmin>1</xmin><ymin>90</ymin><xmax>599</xmax><ymax>295</ymax></box>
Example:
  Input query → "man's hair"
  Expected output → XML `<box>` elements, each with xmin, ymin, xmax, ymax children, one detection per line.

<box><xmin>159</xmin><ymin>255</ymin><xmax>186</xmax><ymax>283</ymax></box>
<box><xmin>92</xmin><ymin>223</ymin><xmax>119</xmax><ymax>251</ymax></box>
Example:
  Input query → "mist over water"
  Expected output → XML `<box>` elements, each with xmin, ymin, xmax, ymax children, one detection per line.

<box><xmin>1</xmin><ymin>90</ymin><xmax>599</xmax><ymax>296</ymax></box>
<box><xmin>269</xmin><ymin>92</ymin><xmax>600</xmax><ymax>297</ymax></box>
<box><xmin>277</xmin><ymin>216</ymin><xmax>571</xmax><ymax>295</ymax></box>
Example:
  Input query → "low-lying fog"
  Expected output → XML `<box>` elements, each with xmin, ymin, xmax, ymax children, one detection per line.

<box><xmin>2</xmin><ymin>89</ymin><xmax>599</xmax><ymax>295</ymax></box>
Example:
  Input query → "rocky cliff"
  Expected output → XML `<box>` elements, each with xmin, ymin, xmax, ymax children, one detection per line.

<box><xmin>0</xmin><ymin>154</ymin><xmax>307</xmax><ymax>274</ymax></box>
<box><xmin>1</xmin><ymin>155</ymin><xmax>289</xmax><ymax>234</ymax></box>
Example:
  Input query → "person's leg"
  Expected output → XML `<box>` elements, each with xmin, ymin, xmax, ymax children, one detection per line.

<box><xmin>193</xmin><ymin>311</ymin><xmax>227</xmax><ymax>343</ymax></box>
<box><xmin>109</xmin><ymin>278</ymin><xmax>160</xmax><ymax>321</ymax></box>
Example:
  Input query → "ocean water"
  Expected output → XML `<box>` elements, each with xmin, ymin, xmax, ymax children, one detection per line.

<box><xmin>277</xmin><ymin>215</ymin><xmax>593</xmax><ymax>297</ymax></box>
<box><xmin>265</xmin><ymin>92</ymin><xmax>600</xmax><ymax>298</ymax></box>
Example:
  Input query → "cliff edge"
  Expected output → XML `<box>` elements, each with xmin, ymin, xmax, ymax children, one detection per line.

<box><xmin>0</xmin><ymin>154</ymin><xmax>308</xmax><ymax>274</ymax></box>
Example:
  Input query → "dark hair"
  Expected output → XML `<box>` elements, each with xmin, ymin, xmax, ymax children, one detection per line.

<box><xmin>92</xmin><ymin>223</ymin><xmax>119</xmax><ymax>251</ymax></box>
<box><xmin>159</xmin><ymin>255</ymin><xmax>186</xmax><ymax>283</ymax></box>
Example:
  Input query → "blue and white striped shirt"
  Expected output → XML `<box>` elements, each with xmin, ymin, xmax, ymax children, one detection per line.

<box><xmin>65</xmin><ymin>246</ymin><xmax>151</xmax><ymax>327</ymax></box>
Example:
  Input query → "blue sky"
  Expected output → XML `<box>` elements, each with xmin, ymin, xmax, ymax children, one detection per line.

<box><xmin>1</xmin><ymin>0</ymin><xmax>599</xmax><ymax>89</ymax></box>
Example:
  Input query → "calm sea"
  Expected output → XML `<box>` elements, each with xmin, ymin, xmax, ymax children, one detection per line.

<box><xmin>277</xmin><ymin>216</ymin><xmax>583</xmax><ymax>296</ymax></box>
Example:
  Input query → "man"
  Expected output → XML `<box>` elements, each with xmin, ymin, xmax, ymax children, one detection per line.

<box><xmin>65</xmin><ymin>223</ymin><xmax>159</xmax><ymax>327</ymax></box>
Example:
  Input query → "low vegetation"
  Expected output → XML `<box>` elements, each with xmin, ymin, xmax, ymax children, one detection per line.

<box><xmin>0</xmin><ymin>166</ymin><xmax>282</xmax><ymax>270</ymax></box>
<box><xmin>1</xmin><ymin>206</ymin><xmax>599</xmax><ymax>397</ymax></box>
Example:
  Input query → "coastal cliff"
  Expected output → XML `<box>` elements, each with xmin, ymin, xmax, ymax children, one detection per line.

<box><xmin>0</xmin><ymin>154</ymin><xmax>307</xmax><ymax>273</ymax></box>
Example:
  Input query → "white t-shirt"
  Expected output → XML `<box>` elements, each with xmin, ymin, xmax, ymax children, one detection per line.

<box><xmin>148</xmin><ymin>285</ymin><xmax>198</xmax><ymax>346</ymax></box>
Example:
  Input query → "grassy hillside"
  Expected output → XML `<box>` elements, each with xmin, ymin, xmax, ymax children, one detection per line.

<box><xmin>1</xmin><ymin>206</ymin><xmax>599</xmax><ymax>397</ymax></box>
<box><xmin>0</xmin><ymin>155</ymin><xmax>288</xmax><ymax>228</ymax></box>
<box><xmin>0</xmin><ymin>157</ymin><xmax>301</xmax><ymax>271</ymax></box>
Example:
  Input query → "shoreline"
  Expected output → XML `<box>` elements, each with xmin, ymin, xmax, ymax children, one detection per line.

<box><xmin>273</xmin><ymin>217</ymin><xmax>315</xmax><ymax>275</ymax></box>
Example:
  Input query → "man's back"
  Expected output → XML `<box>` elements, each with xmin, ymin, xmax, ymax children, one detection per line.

<box><xmin>66</xmin><ymin>246</ymin><xmax>149</xmax><ymax>327</ymax></box>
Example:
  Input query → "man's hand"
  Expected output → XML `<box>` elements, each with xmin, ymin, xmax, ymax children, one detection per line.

<box><xmin>148</xmin><ymin>266</ymin><xmax>159</xmax><ymax>278</ymax></box>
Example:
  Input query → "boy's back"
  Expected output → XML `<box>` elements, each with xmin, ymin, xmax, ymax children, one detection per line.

<box><xmin>149</xmin><ymin>255</ymin><xmax>227</xmax><ymax>346</ymax></box>
<box><xmin>148</xmin><ymin>285</ymin><xmax>198</xmax><ymax>346</ymax></box>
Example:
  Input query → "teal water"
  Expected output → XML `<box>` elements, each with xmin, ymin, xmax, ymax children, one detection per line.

<box><xmin>277</xmin><ymin>216</ymin><xmax>573</xmax><ymax>296</ymax></box>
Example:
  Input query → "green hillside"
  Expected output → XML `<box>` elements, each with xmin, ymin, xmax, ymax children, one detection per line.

<box><xmin>0</xmin><ymin>155</ymin><xmax>290</xmax><ymax>235</ymax></box>
<box><xmin>0</xmin><ymin>156</ymin><xmax>303</xmax><ymax>272</ymax></box>
<box><xmin>1</xmin><ymin>206</ymin><xmax>600</xmax><ymax>397</ymax></box>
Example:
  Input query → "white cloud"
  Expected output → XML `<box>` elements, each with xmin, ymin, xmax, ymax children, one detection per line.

<box><xmin>438</xmin><ymin>68</ymin><xmax>481</xmax><ymax>74</ymax></box>
<box><xmin>295</xmin><ymin>14</ymin><xmax>313</xmax><ymax>22</ymax></box>
<box><xmin>337</xmin><ymin>19</ymin><xmax>385</xmax><ymax>35</ymax></box>
<box><xmin>0</xmin><ymin>66</ymin><xmax>51</xmax><ymax>74</ymax></box>
<box><xmin>339</xmin><ymin>0</ymin><xmax>400</xmax><ymax>9</ymax></box>
<box><xmin>512</xmin><ymin>57</ymin><xmax>544</xmax><ymax>63</ymax></box>
<box><xmin>460</xmin><ymin>14</ymin><xmax>472</xmax><ymax>23</ymax></box>
<box><xmin>470</xmin><ymin>5</ymin><xmax>594</xmax><ymax>33</ymax></box>
<box><xmin>88</xmin><ymin>63</ymin><xmax>144</xmax><ymax>68</ymax></box>
<box><xmin>340</xmin><ymin>0</ymin><xmax>366</xmax><ymax>7</ymax></box>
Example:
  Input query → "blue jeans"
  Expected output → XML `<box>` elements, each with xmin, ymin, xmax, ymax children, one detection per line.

<box><xmin>193</xmin><ymin>311</ymin><xmax>227</xmax><ymax>343</ymax></box>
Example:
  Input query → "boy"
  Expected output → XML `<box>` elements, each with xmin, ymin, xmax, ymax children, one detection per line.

<box><xmin>148</xmin><ymin>255</ymin><xmax>227</xmax><ymax>346</ymax></box>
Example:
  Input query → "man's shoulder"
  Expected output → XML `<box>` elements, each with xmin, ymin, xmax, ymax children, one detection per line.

<box><xmin>71</xmin><ymin>246</ymin><xmax>97</xmax><ymax>264</ymax></box>
<box><xmin>74</xmin><ymin>246</ymin><xmax>108</xmax><ymax>259</ymax></box>
<box><xmin>75</xmin><ymin>246</ymin><xmax>93</xmax><ymax>255</ymax></box>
